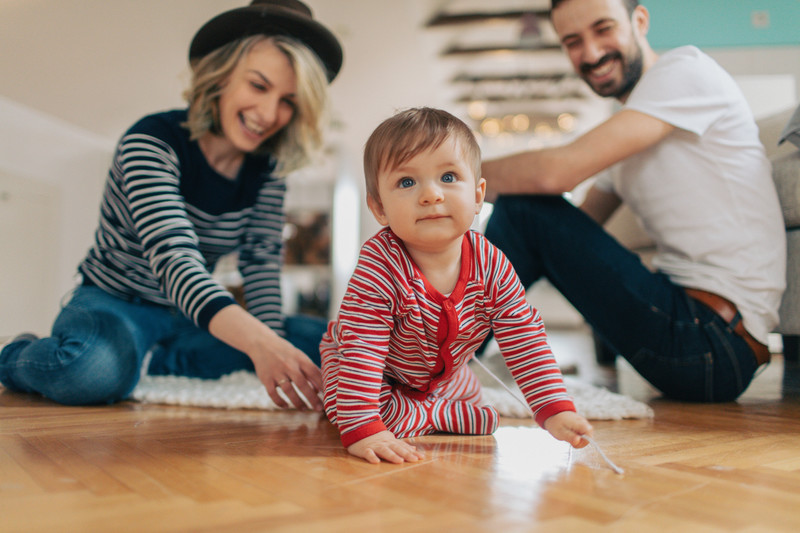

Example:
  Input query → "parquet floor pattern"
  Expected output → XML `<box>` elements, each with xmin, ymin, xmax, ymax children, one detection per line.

<box><xmin>2</xmin><ymin>352</ymin><xmax>799</xmax><ymax>532</ymax></box>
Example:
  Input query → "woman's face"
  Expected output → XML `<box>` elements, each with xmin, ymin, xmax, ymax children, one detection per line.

<box><xmin>217</xmin><ymin>39</ymin><xmax>298</xmax><ymax>154</ymax></box>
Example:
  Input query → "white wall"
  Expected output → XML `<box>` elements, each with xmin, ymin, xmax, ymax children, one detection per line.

<box><xmin>0</xmin><ymin>95</ymin><xmax>113</xmax><ymax>336</ymax></box>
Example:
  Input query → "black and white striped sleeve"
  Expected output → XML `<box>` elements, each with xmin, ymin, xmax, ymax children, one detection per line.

<box><xmin>120</xmin><ymin>133</ymin><xmax>236</xmax><ymax>329</ymax></box>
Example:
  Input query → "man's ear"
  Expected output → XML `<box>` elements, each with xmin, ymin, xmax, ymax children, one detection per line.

<box><xmin>367</xmin><ymin>194</ymin><xmax>389</xmax><ymax>226</ymax></box>
<box><xmin>474</xmin><ymin>177</ymin><xmax>487</xmax><ymax>214</ymax></box>
<box><xmin>632</xmin><ymin>5</ymin><xmax>650</xmax><ymax>37</ymax></box>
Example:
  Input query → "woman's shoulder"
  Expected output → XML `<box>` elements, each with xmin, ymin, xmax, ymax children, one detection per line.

<box><xmin>126</xmin><ymin>109</ymin><xmax>189</xmax><ymax>137</ymax></box>
<box><xmin>114</xmin><ymin>109</ymin><xmax>192</xmax><ymax>161</ymax></box>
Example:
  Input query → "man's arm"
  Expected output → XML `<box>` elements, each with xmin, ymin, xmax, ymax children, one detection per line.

<box><xmin>482</xmin><ymin>109</ymin><xmax>675</xmax><ymax>199</ymax></box>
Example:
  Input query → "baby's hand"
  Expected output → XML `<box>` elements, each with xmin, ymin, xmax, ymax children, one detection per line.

<box><xmin>543</xmin><ymin>411</ymin><xmax>594</xmax><ymax>448</ymax></box>
<box><xmin>347</xmin><ymin>430</ymin><xmax>426</xmax><ymax>464</ymax></box>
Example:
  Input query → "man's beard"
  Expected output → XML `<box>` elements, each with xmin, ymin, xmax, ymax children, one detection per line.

<box><xmin>580</xmin><ymin>45</ymin><xmax>644</xmax><ymax>100</ymax></box>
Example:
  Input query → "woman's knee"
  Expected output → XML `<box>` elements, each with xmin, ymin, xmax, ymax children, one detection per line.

<box><xmin>47</xmin><ymin>309</ymin><xmax>143</xmax><ymax>405</ymax></box>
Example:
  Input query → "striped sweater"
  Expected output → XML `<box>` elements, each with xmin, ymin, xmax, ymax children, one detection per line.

<box><xmin>321</xmin><ymin>228</ymin><xmax>575</xmax><ymax>446</ymax></box>
<box><xmin>79</xmin><ymin>109</ymin><xmax>286</xmax><ymax>333</ymax></box>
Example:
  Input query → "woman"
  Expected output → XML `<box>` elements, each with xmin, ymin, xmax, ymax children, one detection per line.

<box><xmin>0</xmin><ymin>0</ymin><xmax>343</xmax><ymax>410</ymax></box>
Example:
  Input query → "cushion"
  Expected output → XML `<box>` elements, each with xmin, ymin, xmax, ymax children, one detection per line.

<box><xmin>758</xmin><ymin>107</ymin><xmax>797</xmax><ymax>159</ymax></box>
<box><xmin>779</xmin><ymin>105</ymin><xmax>800</xmax><ymax>149</ymax></box>
<box><xmin>777</xmin><ymin>230</ymin><xmax>800</xmax><ymax>334</ymax></box>
<box><xmin>772</xmin><ymin>151</ymin><xmax>800</xmax><ymax>229</ymax></box>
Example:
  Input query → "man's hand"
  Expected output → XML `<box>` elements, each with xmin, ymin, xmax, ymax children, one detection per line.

<box><xmin>347</xmin><ymin>431</ymin><xmax>426</xmax><ymax>464</ymax></box>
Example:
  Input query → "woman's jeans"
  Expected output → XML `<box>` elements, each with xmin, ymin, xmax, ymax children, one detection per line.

<box><xmin>0</xmin><ymin>285</ymin><xmax>328</xmax><ymax>405</ymax></box>
<box><xmin>484</xmin><ymin>195</ymin><xmax>760</xmax><ymax>402</ymax></box>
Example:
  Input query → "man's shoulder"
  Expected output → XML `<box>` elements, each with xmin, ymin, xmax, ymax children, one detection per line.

<box><xmin>656</xmin><ymin>45</ymin><xmax>715</xmax><ymax>70</ymax></box>
<box><xmin>630</xmin><ymin>45</ymin><xmax>736</xmax><ymax>109</ymax></box>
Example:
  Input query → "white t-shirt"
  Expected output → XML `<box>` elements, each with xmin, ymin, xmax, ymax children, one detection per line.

<box><xmin>595</xmin><ymin>46</ymin><xmax>786</xmax><ymax>344</ymax></box>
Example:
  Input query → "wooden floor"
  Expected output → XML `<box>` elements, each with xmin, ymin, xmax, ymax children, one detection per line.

<box><xmin>2</xmin><ymin>331</ymin><xmax>800</xmax><ymax>533</ymax></box>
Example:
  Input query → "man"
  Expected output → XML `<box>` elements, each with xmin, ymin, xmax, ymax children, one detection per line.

<box><xmin>482</xmin><ymin>0</ymin><xmax>786</xmax><ymax>401</ymax></box>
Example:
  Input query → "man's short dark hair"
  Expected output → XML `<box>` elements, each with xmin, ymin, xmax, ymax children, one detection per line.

<box><xmin>551</xmin><ymin>0</ymin><xmax>639</xmax><ymax>16</ymax></box>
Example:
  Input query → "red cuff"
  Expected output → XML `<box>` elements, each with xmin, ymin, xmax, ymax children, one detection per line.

<box><xmin>533</xmin><ymin>400</ymin><xmax>576</xmax><ymax>428</ymax></box>
<box><xmin>340</xmin><ymin>420</ymin><xmax>388</xmax><ymax>448</ymax></box>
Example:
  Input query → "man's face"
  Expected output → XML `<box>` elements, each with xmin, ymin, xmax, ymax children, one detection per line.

<box><xmin>551</xmin><ymin>0</ymin><xmax>644</xmax><ymax>101</ymax></box>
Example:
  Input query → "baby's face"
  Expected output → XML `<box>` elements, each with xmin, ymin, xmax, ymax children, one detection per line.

<box><xmin>368</xmin><ymin>136</ymin><xmax>486</xmax><ymax>252</ymax></box>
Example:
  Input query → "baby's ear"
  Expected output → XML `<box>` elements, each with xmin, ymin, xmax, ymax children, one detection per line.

<box><xmin>367</xmin><ymin>194</ymin><xmax>389</xmax><ymax>226</ymax></box>
<box><xmin>475</xmin><ymin>177</ymin><xmax>487</xmax><ymax>212</ymax></box>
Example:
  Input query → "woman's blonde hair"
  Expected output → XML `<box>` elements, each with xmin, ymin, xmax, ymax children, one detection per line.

<box><xmin>183</xmin><ymin>34</ymin><xmax>329</xmax><ymax>175</ymax></box>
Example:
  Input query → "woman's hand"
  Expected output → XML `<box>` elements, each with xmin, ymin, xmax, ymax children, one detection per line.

<box><xmin>543</xmin><ymin>411</ymin><xmax>594</xmax><ymax>448</ymax></box>
<box><xmin>249</xmin><ymin>331</ymin><xmax>324</xmax><ymax>411</ymax></box>
<box><xmin>208</xmin><ymin>303</ymin><xmax>323</xmax><ymax>411</ymax></box>
<box><xmin>347</xmin><ymin>431</ymin><xmax>425</xmax><ymax>464</ymax></box>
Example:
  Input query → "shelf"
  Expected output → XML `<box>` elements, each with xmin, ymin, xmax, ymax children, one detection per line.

<box><xmin>425</xmin><ymin>9</ymin><xmax>550</xmax><ymax>28</ymax></box>
<box><xmin>440</xmin><ymin>42</ymin><xmax>562</xmax><ymax>56</ymax></box>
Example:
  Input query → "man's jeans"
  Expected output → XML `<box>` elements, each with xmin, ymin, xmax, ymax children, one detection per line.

<box><xmin>485</xmin><ymin>195</ymin><xmax>759</xmax><ymax>402</ymax></box>
<box><xmin>0</xmin><ymin>285</ymin><xmax>328</xmax><ymax>405</ymax></box>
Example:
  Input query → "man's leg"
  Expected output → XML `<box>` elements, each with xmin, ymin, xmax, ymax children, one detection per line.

<box><xmin>484</xmin><ymin>195</ymin><xmax>757</xmax><ymax>401</ymax></box>
<box><xmin>486</xmin><ymin>196</ymin><xmax>676</xmax><ymax>355</ymax></box>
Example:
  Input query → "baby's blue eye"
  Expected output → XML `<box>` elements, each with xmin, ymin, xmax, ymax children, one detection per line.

<box><xmin>441</xmin><ymin>172</ymin><xmax>456</xmax><ymax>183</ymax></box>
<box><xmin>399</xmin><ymin>178</ymin><xmax>415</xmax><ymax>188</ymax></box>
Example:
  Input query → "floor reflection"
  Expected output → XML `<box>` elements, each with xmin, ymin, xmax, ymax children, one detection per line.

<box><xmin>492</xmin><ymin>426</ymin><xmax>573</xmax><ymax>482</ymax></box>
<box><xmin>482</xmin><ymin>426</ymin><xmax>574</xmax><ymax>515</ymax></box>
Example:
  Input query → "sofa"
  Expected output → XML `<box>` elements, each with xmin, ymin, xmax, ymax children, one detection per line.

<box><xmin>770</xmin><ymin>104</ymin><xmax>800</xmax><ymax>361</ymax></box>
<box><xmin>599</xmin><ymin>104</ymin><xmax>800</xmax><ymax>362</ymax></box>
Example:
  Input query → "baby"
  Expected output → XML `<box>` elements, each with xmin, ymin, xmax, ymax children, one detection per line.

<box><xmin>321</xmin><ymin>107</ymin><xmax>592</xmax><ymax>464</ymax></box>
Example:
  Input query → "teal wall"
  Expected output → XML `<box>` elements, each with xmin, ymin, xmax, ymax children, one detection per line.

<box><xmin>643</xmin><ymin>0</ymin><xmax>800</xmax><ymax>49</ymax></box>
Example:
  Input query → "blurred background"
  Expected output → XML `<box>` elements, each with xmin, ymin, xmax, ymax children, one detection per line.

<box><xmin>2</xmin><ymin>0</ymin><xmax>798</xmax><ymax>337</ymax></box>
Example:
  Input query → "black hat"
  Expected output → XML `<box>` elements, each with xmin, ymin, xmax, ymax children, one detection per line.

<box><xmin>189</xmin><ymin>0</ymin><xmax>343</xmax><ymax>82</ymax></box>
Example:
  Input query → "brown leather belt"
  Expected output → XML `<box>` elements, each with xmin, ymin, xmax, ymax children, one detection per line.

<box><xmin>685</xmin><ymin>288</ymin><xmax>771</xmax><ymax>366</ymax></box>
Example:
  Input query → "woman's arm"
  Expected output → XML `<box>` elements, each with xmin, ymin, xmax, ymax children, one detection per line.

<box><xmin>121</xmin><ymin>129</ymin><xmax>320</xmax><ymax>410</ymax></box>
<box><xmin>208</xmin><ymin>303</ymin><xmax>323</xmax><ymax>410</ymax></box>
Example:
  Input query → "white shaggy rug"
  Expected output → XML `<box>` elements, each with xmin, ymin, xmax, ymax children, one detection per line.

<box><xmin>131</xmin><ymin>369</ymin><xmax>653</xmax><ymax>421</ymax></box>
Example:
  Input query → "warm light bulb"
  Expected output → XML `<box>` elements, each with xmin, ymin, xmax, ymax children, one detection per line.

<box><xmin>481</xmin><ymin>118</ymin><xmax>502</xmax><ymax>137</ymax></box>
<box><xmin>511</xmin><ymin>114</ymin><xmax>530</xmax><ymax>132</ymax></box>
<box><xmin>534</xmin><ymin>122</ymin><xmax>554</xmax><ymax>138</ymax></box>
<box><xmin>557</xmin><ymin>113</ymin><xmax>575</xmax><ymax>131</ymax></box>
<box><xmin>468</xmin><ymin>100</ymin><xmax>488</xmax><ymax>120</ymax></box>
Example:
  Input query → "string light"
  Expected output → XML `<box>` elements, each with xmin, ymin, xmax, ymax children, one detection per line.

<box><xmin>480</xmin><ymin>117</ymin><xmax>502</xmax><ymax>137</ymax></box>
<box><xmin>511</xmin><ymin>114</ymin><xmax>530</xmax><ymax>132</ymax></box>
<box><xmin>468</xmin><ymin>100</ymin><xmax>488</xmax><ymax>120</ymax></box>
<box><xmin>558</xmin><ymin>112</ymin><xmax>576</xmax><ymax>132</ymax></box>
<box><xmin>534</xmin><ymin>122</ymin><xmax>554</xmax><ymax>139</ymax></box>
<box><xmin>470</xmin><ymin>108</ymin><xmax>578</xmax><ymax>140</ymax></box>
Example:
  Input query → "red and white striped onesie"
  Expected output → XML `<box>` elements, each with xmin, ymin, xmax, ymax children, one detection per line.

<box><xmin>321</xmin><ymin>228</ymin><xmax>575</xmax><ymax>448</ymax></box>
